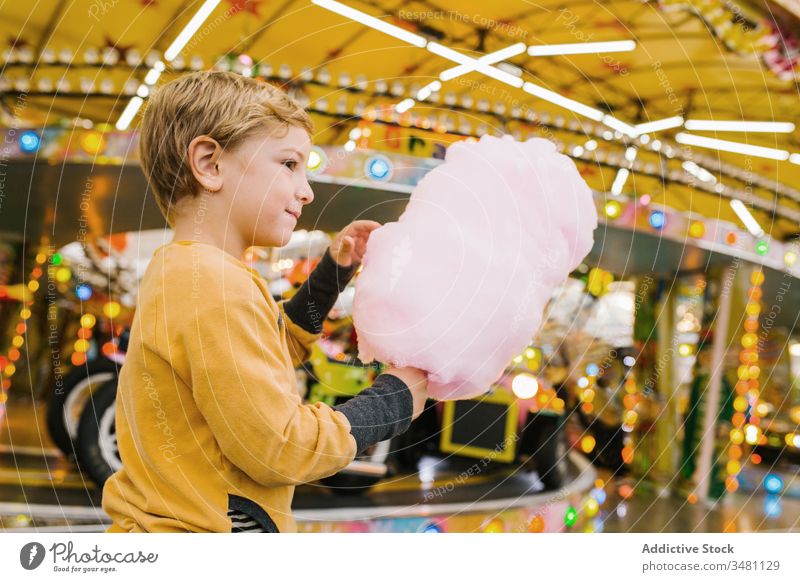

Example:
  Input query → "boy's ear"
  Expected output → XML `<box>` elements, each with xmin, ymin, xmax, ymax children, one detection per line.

<box><xmin>187</xmin><ymin>135</ymin><xmax>223</xmax><ymax>192</ymax></box>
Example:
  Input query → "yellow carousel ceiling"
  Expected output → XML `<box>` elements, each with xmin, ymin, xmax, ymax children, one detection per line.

<box><xmin>1</xmin><ymin>0</ymin><xmax>799</xmax><ymax>239</ymax></box>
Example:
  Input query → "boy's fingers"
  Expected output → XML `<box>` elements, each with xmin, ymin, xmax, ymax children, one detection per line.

<box><xmin>349</xmin><ymin>220</ymin><xmax>381</xmax><ymax>234</ymax></box>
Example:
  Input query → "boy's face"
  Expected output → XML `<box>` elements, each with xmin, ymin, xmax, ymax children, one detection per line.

<box><xmin>220</xmin><ymin>124</ymin><xmax>313</xmax><ymax>248</ymax></box>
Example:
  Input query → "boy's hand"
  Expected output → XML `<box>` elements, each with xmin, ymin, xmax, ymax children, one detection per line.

<box><xmin>382</xmin><ymin>367</ymin><xmax>428</xmax><ymax>420</ymax></box>
<box><xmin>330</xmin><ymin>220</ymin><xmax>381</xmax><ymax>268</ymax></box>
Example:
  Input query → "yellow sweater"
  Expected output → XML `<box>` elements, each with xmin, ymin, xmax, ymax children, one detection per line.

<box><xmin>102</xmin><ymin>241</ymin><xmax>357</xmax><ymax>532</ymax></box>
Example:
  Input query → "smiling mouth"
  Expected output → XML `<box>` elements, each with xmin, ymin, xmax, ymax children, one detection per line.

<box><xmin>286</xmin><ymin>210</ymin><xmax>300</xmax><ymax>220</ymax></box>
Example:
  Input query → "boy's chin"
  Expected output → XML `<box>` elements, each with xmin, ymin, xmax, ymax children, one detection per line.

<box><xmin>256</xmin><ymin>229</ymin><xmax>293</xmax><ymax>248</ymax></box>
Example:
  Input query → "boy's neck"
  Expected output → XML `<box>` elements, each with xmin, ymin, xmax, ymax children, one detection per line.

<box><xmin>170</xmin><ymin>227</ymin><xmax>246</xmax><ymax>262</ymax></box>
<box><xmin>171</xmin><ymin>206</ymin><xmax>247</xmax><ymax>263</ymax></box>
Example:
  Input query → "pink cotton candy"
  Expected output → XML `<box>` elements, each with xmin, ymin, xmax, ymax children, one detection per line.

<box><xmin>352</xmin><ymin>135</ymin><xmax>598</xmax><ymax>400</ymax></box>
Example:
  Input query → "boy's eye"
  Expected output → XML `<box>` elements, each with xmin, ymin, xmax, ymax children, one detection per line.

<box><xmin>283</xmin><ymin>159</ymin><xmax>298</xmax><ymax>170</ymax></box>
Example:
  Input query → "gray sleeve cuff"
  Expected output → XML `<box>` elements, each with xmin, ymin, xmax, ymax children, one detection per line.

<box><xmin>282</xmin><ymin>249</ymin><xmax>357</xmax><ymax>334</ymax></box>
<box><xmin>334</xmin><ymin>374</ymin><xmax>414</xmax><ymax>455</ymax></box>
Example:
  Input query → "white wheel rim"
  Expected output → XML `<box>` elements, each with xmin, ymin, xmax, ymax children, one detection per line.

<box><xmin>63</xmin><ymin>372</ymin><xmax>114</xmax><ymax>440</ymax></box>
<box><xmin>98</xmin><ymin>403</ymin><xmax>121</xmax><ymax>472</ymax></box>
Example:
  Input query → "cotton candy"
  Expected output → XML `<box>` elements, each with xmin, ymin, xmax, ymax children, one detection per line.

<box><xmin>352</xmin><ymin>135</ymin><xmax>598</xmax><ymax>400</ymax></box>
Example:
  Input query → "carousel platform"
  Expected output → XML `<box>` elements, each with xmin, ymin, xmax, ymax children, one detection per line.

<box><xmin>0</xmin><ymin>397</ymin><xmax>595</xmax><ymax>533</ymax></box>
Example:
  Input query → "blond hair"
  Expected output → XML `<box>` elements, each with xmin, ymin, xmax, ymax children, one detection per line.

<box><xmin>138</xmin><ymin>71</ymin><xmax>313</xmax><ymax>224</ymax></box>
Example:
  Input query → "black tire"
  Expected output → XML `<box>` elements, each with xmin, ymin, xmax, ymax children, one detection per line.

<box><xmin>46</xmin><ymin>358</ymin><xmax>119</xmax><ymax>456</ymax></box>
<box><xmin>76</xmin><ymin>378</ymin><xmax>120</xmax><ymax>487</ymax></box>
<box><xmin>520</xmin><ymin>412</ymin><xmax>567</xmax><ymax>490</ymax></box>
<box><xmin>320</xmin><ymin>438</ymin><xmax>392</xmax><ymax>496</ymax></box>
<box><xmin>390</xmin><ymin>401</ymin><xmax>438</xmax><ymax>471</ymax></box>
<box><xmin>576</xmin><ymin>406</ymin><xmax>625</xmax><ymax>470</ymax></box>
<box><xmin>319</xmin><ymin>472</ymin><xmax>382</xmax><ymax>496</ymax></box>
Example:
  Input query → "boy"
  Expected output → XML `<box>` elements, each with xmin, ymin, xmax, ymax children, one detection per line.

<box><xmin>102</xmin><ymin>71</ymin><xmax>428</xmax><ymax>533</ymax></box>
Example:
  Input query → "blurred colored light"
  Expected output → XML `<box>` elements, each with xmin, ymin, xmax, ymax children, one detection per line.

<box><xmin>744</xmin><ymin>424</ymin><xmax>760</xmax><ymax>445</ymax></box>
<box><xmin>19</xmin><ymin>130</ymin><xmax>41</xmax><ymax>153</ymax></box>
<box><xmin>725</xmin><ymin>231</ymin><xmax>738</xmax><ymax>245</ymax></box>
<box><xmin>51</xmin><ymin>253</ymin><xmax>62</xmax><ymax>266</ymax></box>
<box><xmin>688</xmin><ymin>220</ymin><xmax>705</xmax><ymax>238</ymax></box>
<box><xmin>764</xmin><ymin>473</ymin><xmax>784</xmax><ymax>494</ymax></box>
<box><xmin>56</xmin><ymin>267</ymin><xmax>72</xmax><ymax>282</ymax></box>
<box><xmin>618</xmin><ymin>484</ymin><xmax>633</xmax><ymax>498</ymax></box>
<box><xmin>564</xmin><ymin>506</ymin><xmax>577</xmax><ymax>527</ymax></box>
<box><xmin>590</xmin><ymin>487</ymin><xmax>607</xmax><ymax>505</ymax></box>
<box><xmin>750</xmin><ymin>270</ymin><xmax>765</xmax><ymax>286</ymax></box>
<box><xmin>648</xmin><ymin>210</ymin><xmax>666</xmax><ymax>229</ymax></box>
<box><xmin>764</xmin><ymin>495</ymin><xmax>782</xmax><ymax>518</ymax></box>
<box><xmin>511</xmin><ymin>373</ymin><xmax>538</xmax><ymax>399</ymax></box>
<box><xmin>482</xmin><ymin>518</ymin><xmax>505</xmax><ymax>533</ymax></box>
<box><xmin>80</xmin><ymin>132</ymin><xmax>106</xmax><ymax>155</ymax></box>
<box><xmin>604</xmin><ymin>200</ymin><xmax>622</xmax><ymax>219</ymax></box>
<box><xmin>755</xmin><ymin>240</ymin><xmax>769</xmax><ymax>256</ymax></box>
<box><xmin>76</xmin><ymin>284</ymin><xmax>92</xmax><ymax>301</ymax></box>
<box><xmin>103</xmin><ymin>301</ymin><xmax>121</xmax><ymax>319</ymax></box>
<box><xmin>622</xmin><ymin>446</ymin><xmax>633</xmax><ymax>465</ymax></box>
<box><xmin>365</xmin><ymin>155</ymin><xmax>392</xmax><ymax>181</ymax></box>
<box><xmin>527</xmin><ymin>514</ymin><xmax>545</xmax><ymax>533</ymax></box>
<box><xmin>580</xmin><ymin>435</ymin><xmax>596</xmax><ymax>454</ymax></box>
<box><xmin>80</xmin><ymin>314</ymin><xmax>97</xmax><ymax>328</ymax></box>
<box><xmin>743</xmin><ymin>319</ymin><xmax>759</xmax><ymax>333</ymax></box>
<box><xmin>586</xmin><ymin>363</ymin><xmax>599</xmax><ymax>376</ymax></box>
<box><xmin>785</xmin><ymin>250</ymin><xmax>797</xmax><ymax>267</ymax></box>
<box><xmin>306</xmin><ymin>147</ymin><xmax>326</xmax><ymax>173</ymax></box>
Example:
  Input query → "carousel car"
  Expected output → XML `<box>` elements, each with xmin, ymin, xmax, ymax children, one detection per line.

<box><xmin>305</xmin><ymin>340</ymin><xmax>570</xmax><ymax>495</ymax></box>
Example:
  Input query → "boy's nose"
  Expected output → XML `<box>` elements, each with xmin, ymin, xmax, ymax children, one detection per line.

<box><xmin>298</xmin><ymin>180</ymin><xmax>314</xmax><ymax>205</ymax></box>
